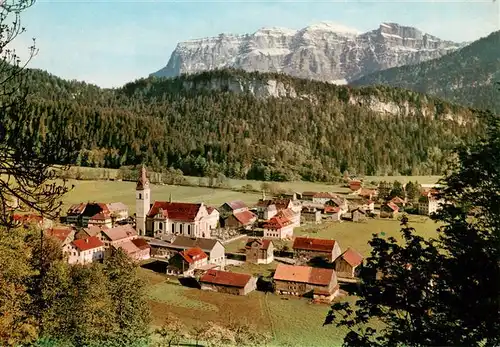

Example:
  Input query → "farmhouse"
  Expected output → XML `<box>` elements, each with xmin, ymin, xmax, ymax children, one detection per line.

<box><xmin>334</xmin><ymin>248</ymin><xmax>364</xmax><ymax>279</ymax></box>
<box><xmin>224</xmin><ymin>210</ymin><xmax>257</xmax><ymax>229</ymax></box>
<box><xmin>88</xmin><ymin>211</ymin><xmax>113</xmax><ymax>229</ymax></box>
<box><xmin>293</xmin><ymin>237</ymin><xmax>342</xmax><ymax>263</ymax></box>
<box><xmin>301</xmin><ymin>192</ymin><xmax>317</xmax><ymax>201</ymax></box>
<box><xmin>113</xmin><ymin>238</ymin><xmax>151</xmax><ymax>261</ymax></box>
<box><xmin>106</xmin><ymin>202</ymin><xmax>129</xmax><ymax>222</ymax></box>
<box><xmin>273</xmin><ymin>264</ymin><xmax>340</xmax><ymax>302</ymax></box>
<box><xmin>325</xmin><ymin>197</ymin><xmax>348</xmax><ymax>213</ymax></box>
<box><xmin>13</xmin><ymin>213</ymin><xmax>52</xmax><ymax>229</ymax></box>
<box><xmin>359</xmin><ymin>188</ymin><xmax>377</xmax><ymax>200</ymax></box>
<box><xmin>219</xmin><ymin>200</ymin><xmax>248</xmax><ymax>219</ymax></box>
<box><xmin>351</xmin><ymin>208</ymin><xmax>366</xmax><ymax>222</ymax></box>
<box><xmin>65</xmin><ymin>236</ymin><xmax>105</xmax><ymax>265</ymax></box>
<box><xmin>349</xmin><ymin>180</ymin><xmax>362</xmax><ymax>193</ymax></box>
<box><xmin>390</xmin><ymin>196</ymin><xmax>406</xmax><ymax>208</ymax></box>
<box><xmin>199</xmin><ymin>269</ymin><xmax>257</xmax><ymax>296</ymax></box>
<box><xmin>245</xmin><ymin>238</ymin><xmax>274</xmax><ymax>264</ymax></box>
<box><xmin>380</xmin><ymin>202</ymin><xmax>399</xmax><ymax>218</ymax></box>
<box><xmin>312</xmin><ymin>192</ymin><xmax>337</xmax><ymax>205</ymax></box>
<box><xmin>256</xmin><ymin>198</ymin><xmax>301</xmax><ymax>220</ymax></box>
<box><xmin>301</xmin><ymin>206</ymin><xmax>322</xmax><ymax>224</ymax></box>
<box><xmin>46</xmin><ymin>226</ymin><xmax>75</xmax><ymax>246</ymax></box>
<box><xmin>167</xmin><ymin>247</ymin><xmax>208</xmax><ymax>276</ymax></box>
<box><xmin>170</xmin><ymin>236</ymin><xmax>226</xmax><ymax>267</ymax></box>
<box><xmin>323</xmin><ymin>206</ymin><xmax>342</xmax><ymax>221</ymax></box>
<box><xmin>66</xmin><ymin>202</ymin><xmax>113</xmax><ymax>228</ymax></box>
<box><xmin>263</xmin><ymin>216</ymin><xmax>294</xmax><ymax>239</ymax></box>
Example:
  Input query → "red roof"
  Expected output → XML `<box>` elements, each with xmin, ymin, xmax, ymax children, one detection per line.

<box><xmin>200</xmin><ymin>270</ymin><xmax>252</xmax><ymax>288</ymax></box>
<box><xmin>349</xmin><ymin>181</ymin><xmax>362</xmax><ymax>191</ymax></box>
<box><xmin>324</xmin><ymin>206</ymin><xmax>341</xmax><ymax>214</ymax></box>
<box><xmin>359</xmin><ymin>188</ymin><xmax>376</xmax><ymax>197</ymax></box>
<box><xmin>339</xmin><ymin>248</ymin><xmax>364</xmax><ymax>267</ymax></box>
<box><xmin>46</xmin><ymin>227</ymin><xmax>73</xmax><ymax>242</ymax></box>
<box><xmin>245</xmin><ymin>238</ymin><xmax>272</xmax><ymax>250</ymax></box>
<box><xmin>131</xmin><ymin>238</ymin><xmax>151</xmax><ymax>250</ymax></box>
<box><xmin>293</xmin><ymin>237</ymin><xmax>337</xmax><ymax>252</ymax></box>
<box><xmin>263</xmin><ymin>216</ymin><xmax>292</xmax><ymax>229</ymax></box>
<box><xmin>206</xmin><ymin>206</ymin><xmax>217</xmax><ymax>215</ymax></box>
<box><xmin>274</xmin><ymin>264</ymin><xmax>335</xmax><ymax>286</ymax></box>
<box><xmin>90</xmin><ymin>212</ymin><xmax>112</xmax><ymax>221</ymax></box>
<box><xmin>136</xmin><ymin>165</ymin><xmax>150</xmax><ymax>190</ymax></box>
<box><xmin>232</xmin><ymin>210</ymin><xmax>256</xmax><ymax>226</ymax></box>
<box><xmin>384</xmin><ymin>202</ymin><xmax>399</xmax><ymax>212</ymax></box>
<box><xmin>13</xmin><ymin>214</ymin><xmax>43</xmax><ymax>224</ymax></box>
<box><xmin>390</xmin><ymin>196</ymin><xmax>405</xmax><ymax>204</ymax></box>
<box><xmin>72</xmin><ymin>236</ymin><xmax>104</xmax><ymax>251</ymax></box>
<box><xmin>180</xmin><ymin>247</ymin><xmax>208</xmax><ymax>264</ymax></box>
<box><xmin>148</xmin><ymin>201</ymin><xmax>202</xmax><ymax>222</ymax></box>
<box><xmin>67</xmin><ymin>203</ymin><xmax>86</xmax><ymax>215</ymax></box>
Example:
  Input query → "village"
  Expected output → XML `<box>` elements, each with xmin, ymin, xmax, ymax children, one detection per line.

<box><xmin>9</xmin><ymin>166</ymin><xmax>445</xmax><ymax>305</ymax></box>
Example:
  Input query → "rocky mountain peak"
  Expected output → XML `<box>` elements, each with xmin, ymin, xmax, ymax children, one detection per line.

<box><xmin>152</xmin><ymin>21</ymin><xmax>462</xmax><ymax>82</ymax></box>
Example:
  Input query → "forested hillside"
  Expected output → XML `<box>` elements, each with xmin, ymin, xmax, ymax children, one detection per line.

<box><xmin>3</xmin><ymin>67</ymin><xmax>484</xmax><ymax>182</ymax></box>
<box><xmin>351</xmin><ymin>31</ymin><xmax>500</xmax><ymax>114</ymax></box>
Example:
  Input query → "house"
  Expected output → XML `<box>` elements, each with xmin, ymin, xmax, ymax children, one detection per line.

<box><xmin>360</xmin><ymin>199</ymin><xmax>375</xmax><ymax>212</ymax></box>
<box><xmin>147</xmin><ymin>201</ymin><xmax>213</xmax><ymax>239</ymax></box>
<box><xmin>380</xmin><ymin>202</ymin><xmax>399</xmax><ymax>218</ymax></box>
<box><xmin>170</xmin><ymin>236</ymin><xmax>226</xmax><ymax>266</ymax></box>
<box><xmin>256</xmin><ymin>198</ymin><xmax>301</xmax><ymax>219</ymax></box>
<box><xmin>113</xmin><ymin>238</ymin><xmax>151</xmax><ymax>261</ymax></box>
<box><xmin>325</xmin><ymin>197</ymin><xmax>349</xmax><ymax>213</ymax></box>
<box><xmin>101</xmin><ymin>224</ymin><xmax>138</xmax><ymax>257</ymax></box>
<box><xmin>274</xmin><ymin>208</ymin><xmax>300</xmax><ymax>227</ymax></box>
<box><xmin>205</xmin><ymin>207</ymin><xmax>220</xmax><ymax>230</ymax></box>
<box><xmin>301</xmin><ymin>192</ymin><xmax>317</xmax><ymax>201</ymax></box>
<box><xmin>46</xmin><ymin>226</ymin><xmax>75</xmax><ymax>246</ymax></box>
<box><xmin>301</xmin><ymin>206</ymin><xmax>322</xmax><ymax>224</ymax></box>
<box><xmin>77</xmin><ymin>225</ymin><xmax>103</xmax><ymax>240</ymax></box>
<box><xmin>351</xmin><ymin>208</ymin><xmax>366</xmax><ymax>222</ymax></box>
<box><xmin>106</xmin><ymin>202</ymin><xmax>129</xmax><ymax>222</ymax></box>
<box><xmin>349</xmin><ymin>180</ymin><xmax>362</xmax><ymax>193</ymax></box>
<box><xmin>335</xmin><ymin>248</ymin><xmax>364</xmax><ymax>279</ymax></box>
<box><xmin>293</xmin><ymin>237</ymin><xmax>342</xmax><ymax>263</ymax></box>
<box><xmin>66</xmin><ymin>202</ymin><xmax>111</xmax><ymax>228</ymax></box>
<box><xmin>323</xmin><ymin>206</ymin><xmax>342</xmax><ymax>221</ymax></box>
<box><xmin>245</xmin><ymin>238</ymin><xmax>274</xmax><ymax>264</ymax></box>
<box><xmin>263</xmin><ymin>216</ymin><xmax>294</xmax><ymax>239</ymax></box>
<box><xmin>390</xmin><ymin>196</ymin><xmax>406</xmax><ymax>208</ymax></box>
<box><xmin>312</xmin><ymin>192</ymin><xmax>338</xmax><ymax>205</ymax></box>
<box><xmin>199</xmin><ymin>270</ymin><xmax>257</xmax><ymax>296</ymax></box>
<box><xmin>219</xmin><ymin>201</ymin><xmax>248</xmax><ymax>219</ymax></box>
<box><xmin>224</xmin><ymin>210</ymin><xmax>257</xmax><ymax>229</ymax></box>
<box><xmin>418</xmin><ymin>194</ymin><xmax>444</xmax><ymax>216</ymax></box>
<box><xmin>65</xmin><ymin>236</ymin><xmax>105</xmax><ymax>265</ymax></box>
<box><xmin>167</xmin><ymin>247</ymin><xmax>208</xmax><ymax>276</ymax></box>
<box><xmin>273</xmin><ymin>264</ymin><xmax>340</xmax><ymax>302</ymax></box>
<box><xmin>87</xmin><ymin>211</ymin><xmax>113</xmax><ymax>229</ymax></box>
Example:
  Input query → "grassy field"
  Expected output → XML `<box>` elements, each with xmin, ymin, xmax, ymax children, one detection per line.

<box><xmin>225</xmin><ymin>216</ymin><xmax>440</xmax><ymax>257</ymax></box>
<box><xmin>61</xmin><ymin>179</ymin><xmax>261</xmax><ymax>215</ymax></box>
<box><xmin>139</xmin><ymin>266</ymin><xmax>356</xmax><ymax>347</ymax></box>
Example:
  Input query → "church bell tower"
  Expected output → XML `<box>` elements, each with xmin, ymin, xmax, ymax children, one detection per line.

<box><xmin>135</xmin><ymin>165</ymin><xmax>150</xmax><ymax>236</ymax></box>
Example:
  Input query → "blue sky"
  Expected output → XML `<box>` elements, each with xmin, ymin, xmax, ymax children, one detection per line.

<box><xmin>11</xmin><ymin>0</ymin><xmax>499</xmax><ymax>88</ymax></box>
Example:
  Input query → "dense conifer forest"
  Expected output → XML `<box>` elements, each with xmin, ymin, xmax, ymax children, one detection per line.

<box><xmin>4</xmin><ymin>67</ymin><xmax>484</xmax><ymax>182</ymax></box>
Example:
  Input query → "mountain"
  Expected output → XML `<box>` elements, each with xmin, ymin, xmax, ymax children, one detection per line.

<box><xmin>3</xmin><ymin>68</ymin><xmax>483</xmax><ymax>182</ymax></box>
<box><xmin>152</xmin><ymin>22</ymin><xmax>463</xmax><ymax>84</ymax></box>
<box><xmin>351</xmin><ymin>31</ymin><xmax>500</xmax><ymax>113</ymax></box>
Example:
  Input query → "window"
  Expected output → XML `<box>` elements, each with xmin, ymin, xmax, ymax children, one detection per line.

<box><xmin>171</xmin><ymin>223</ymin><xmax>175</xmax><ymax>233</ymax></box>
<box><xmin>159</xmin><ymin>222</ymin><xmax>163</xmax><ymax>230</ymax></box>
<box><xmin>180</xmin><ymin>224</ymin><xmax>183</xmax><ymax>234</ymax></box>
<box><xmin>139</xmin><ymin>193</ymin><xmax>142</xmax><ymax>200</ymax></box>
<box><xmin>187</xmin><ymin>225</ymin><xmax>191</xmax><ymax>235</ymax></box>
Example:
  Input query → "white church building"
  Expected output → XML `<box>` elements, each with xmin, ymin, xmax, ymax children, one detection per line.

<box><xmin>135</xmin><ymin>167</ymin><xmax>219</xmax><ymax>238</ymax></box>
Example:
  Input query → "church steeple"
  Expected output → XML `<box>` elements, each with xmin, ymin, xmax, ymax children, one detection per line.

<box><xmin>136</xmin><ymin>165</ymin><xmax>150</xmax><ymax>190</ymax></box>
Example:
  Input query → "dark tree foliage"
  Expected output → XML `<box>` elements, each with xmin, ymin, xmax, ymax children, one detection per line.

<box><xmin>325</xmin><ymin>110</ymin><xmax>500</xmax><ymax>347</ymax></box>
<box><xmin>6</xmin><ymin>67</ymin><xmax>483</xmax><ymax>182</ymax></box>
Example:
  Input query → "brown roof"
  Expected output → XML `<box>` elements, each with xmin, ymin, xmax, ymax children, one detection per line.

<box><xmin>313</xmin><ymin>192</ymin><xmax>336</xmax><ymax>199</ymax></box>
<box><xmin>263</xmin><ymin>216</ymin><xmax>292</xmax><ymax>229</ymax></box>
<box><xmin>275</xmin><ymin>208</ymin><xmax>296</xmax><ymax>220</ymax></box>
<box><xmin>46</xmin><ymin>227</ymin><xmax>73</xmax><ymax>242</ymax></box>
<box><xmin>222</xmin><ymin>201</ymin><xmax>247</xmax><ymax>211</ymax></box>
<box><xmin>302</xmin><ymin>191</ymin><xmax>317</xmax><ymax>197</ymax></box>
<box><xmin>245</xmin><ymin>238</ymin><xmax>272</xmax><ymax>250</ymax></box>
<box><xmin>171</xmin><ymin>236</ymin><xmax>222</xmax><ymax>253</ymax></box>
<box><xmin>102</xmin><ymin>224</ymin><xmax>137</xmax><ymax>241</ymax></box>
<box><xmin>180</xmin><ymin>247</ymin><xmax>208</xmax><ymax>264</ymax></box>
<box><xmin>359</xmin><ymin>188</ymin><xmax>376</xmax><ymax>197</ymax></box>
<box><xmin>114</xmin><ymin>240</ymin><xmax>141</xmax><ymax>255</ymax></box>
<box><xmin>339</xmin><ymin>248</ymin><xmax>364</xmax><ymax>267</ymax></box>
<box><xmin>131</xmin><ymin>238</ymin><xmax>151</xmax><ymax>250</ymax></box>
<box><xmin>206</xmin><ymin>206</ymin><xmax>218</xmax><ymax>215</ymax></box>
<box><xmin>293</xmin><ymin>237</ymin><xmax>337</xmax><ymax>252</ymax></box>
<box><xmin>83</xmin><ymin>225</ymin><xmax>103</xmax><ymax>237</ymax></box>
<box><xmin>89</xmin><ymin>212</ymin><xmax>112</xmax><ymax>221</ymax></box>
<box><xmin>148</xmin><ymin>201</ymin><xmax>203</xmax><ymax>222</ymax></box>
<box><xmin>390</xmin><ymin>196</ymin><xmax>405</xmax><ymax>204</ymax></box>
<box><xmin>67</xmin><ymin>203</ymin><xmax>86</xmax><ymax>215</ymax></box>
<box><xmin>72</xmin><ymin>236</ymin><xmax>104</xmax><ymax>251</ymax></box>
<box><xmin>200</xmin><ymin>269</ymin><xmax>252</xmax><ymax>288</ymax></box>
<box><xmin>273</xmin><ymin>264</ymin><xmax>335</xmax><ymax>286</ymax></box>
<box><xmin>232</xmin><ymin>210</ymin><xmax>256</xmax><ymax>226</ymax></box>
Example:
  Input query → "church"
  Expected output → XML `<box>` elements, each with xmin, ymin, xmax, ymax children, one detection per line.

<box><xmin>135</xmin><ymin>167</ymin><xmax>219</xmax><ymax>238</ymax></box>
